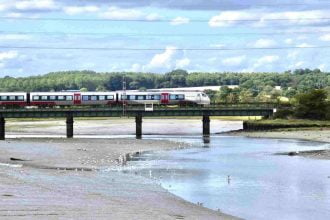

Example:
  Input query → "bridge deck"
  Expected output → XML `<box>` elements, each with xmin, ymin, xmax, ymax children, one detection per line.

<box><xmin>0</xmin><ymin>104</ymin><xmax>275</xmax><ymax>118</ymax></box>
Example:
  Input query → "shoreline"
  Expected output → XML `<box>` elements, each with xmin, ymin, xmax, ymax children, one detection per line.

<box><xmin>0</xmin><ymin>137</ymin><xmax>238</xmax><ymax>219</ymax></box>
<box><xmin>226</xmin><ymin>129</ymin><xmax>330</xmax><ymax>159</ymax></box>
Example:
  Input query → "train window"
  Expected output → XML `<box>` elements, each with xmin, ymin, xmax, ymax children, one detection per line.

<box><xmin>49</xmin><ymin>96</ymin><xmax>56</xmax><ymax>100</ymax></box>
<box><xmin>137</xmin><ymin>95</ymin><xmax>144</xmax><ymax>100</ymax></box>
<box><xmin>121</xmin><ymin>95</ymin><xmax>127</xmax><ymax>100</ymax></box>
<box><xmin>66</xmin><ymin>96</ymin><xmax>73</xmax><ymax>101</ymax></box>
<box><xmin>129</xmin><ymin>95</ymin><xmax>136</xmax><ymax>100</ymax></box>
<box><xmin>8</xmin><ymin>96</ymin><xmax>15</xmax><ymax>101</ymax></box>
<box><xmin>169</xmin><ymin>95</ymin><xmax>176</xmax><ymax>100</ymax></box>
<box><xmin>58</xmin><ymin>96</ymin><xmax>65</xmax><ymax>100</ymax></box>
<box><xmin>0</xmin><ymin>96</ymin><xmax>7</xmax><ymax>101</ymax></box>
<box><xmin>41</xmin><ymin>96</ymin><xmax>48</xmax><ymax>100</ymax></box>
<box><xmin>91</xmin><ymin>96</ymin><xmax>97</xmax><ymax>101</ymax></box>
<box><xmin>82</xmin><ymin>96</ymin><xmax>89</xmax><ymax>101</ymax></box>
<box><xmin>146</xmin><ymin>95</ymin><xmax>151</xmax><ymax>100</ymax></box>
<box><xmin>154</xmin><ymin>95</ymin><xmax>160</xmax><ymax>100</ymax></box>
<box><xmin>17</xmin><ymin>96</ymin><xmax>24</xmax><ymax>101</ymax></box>
<box><xmin>99</xmin><ymin>95</ymin><xmax>105</xmax><ymax>100</ymax></box>
<box><xmin>107</xmin><ymin>95</ymin><xmax>114</xmax><ymax>100</ymax></box>
<box><xmin>178</xmin><ymin>94</ymin><xmax>185</xmax><ymax>100</ymax></box>
<box><xmin>33</xmin><ymin>96</ymin><xmax>39</xmax><ymax>101</ymax></box>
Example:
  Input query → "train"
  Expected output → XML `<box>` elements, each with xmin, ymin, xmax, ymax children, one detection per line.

<box><xmin>0</xmin><ymin>91</ymin><xmax>210</xmax><ymax>107</ymax></box>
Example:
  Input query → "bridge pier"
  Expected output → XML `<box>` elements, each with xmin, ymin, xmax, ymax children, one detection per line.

<box><xmin>202</xmin><ymin>115</ymin><xmax>210</xmax><ymax>137</ymax></box>
<box><xmin>0</xmin><ymin>117</ymin><xmax>5</xmax><ymax>140</ymax></box>
<box><xmin>66</xmin><ymin>114</ymin><xmax>74</xmax><ymax>138</ymax></box>
<box><xmin>135</xmin><ymin>115</ymin><xmax>142</xmax><ymax>139</ymax></box>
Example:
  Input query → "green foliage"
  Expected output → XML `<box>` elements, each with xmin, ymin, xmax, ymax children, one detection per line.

<box><xmin>274</xmin><ymin>109</ymin><xmax>294</xmax><ymax>119</ymax></box>
<box><xmin>294</xmin><ymin>89</ymin><xmax>329</xmax><ymax>120</ymax></box>
<box><xmin>0</xmin><ymin>69</ymin><xmax>329</xmax><ymax>105</ymax></box>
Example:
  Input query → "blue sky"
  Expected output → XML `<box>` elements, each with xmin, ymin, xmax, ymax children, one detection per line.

<box><xmin>0</xmin><ymin>0</ymin><xmax>330</xmax><ymax>76</ymax></box>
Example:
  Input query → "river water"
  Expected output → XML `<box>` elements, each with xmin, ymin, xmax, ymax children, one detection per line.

<box><xmin>128</xmin><ymin>135</ymin><xmax>330</xmax><ymax>220</ymax></box>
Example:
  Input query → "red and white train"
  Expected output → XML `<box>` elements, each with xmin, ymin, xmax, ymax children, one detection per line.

<box><xmin>0</xmin><ymin>91</ymin><xmax>210</xmax><ymax>107</ymax></box>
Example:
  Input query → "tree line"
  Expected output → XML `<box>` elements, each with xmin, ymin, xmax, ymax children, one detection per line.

<box><xmin>0</xmin><ymin>68</ymin><xmax>329</xmax><ymax>119</ymax></box>
<box><xmin>0</xmin><ymin>68</ymin><xmax>329</xmax><ymax>103</ymax></box>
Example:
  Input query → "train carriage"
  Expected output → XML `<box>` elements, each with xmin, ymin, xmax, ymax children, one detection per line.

<box><xmin>0</xmin><ymin>92</ymin><xmax>27</xmax><ymax>107</ymax></box>
<box><xmin>79</xmin><ymin>92</ymin><xmax>117</xmax><ymax>105</ymax></box>
<box><xmin>0</xmin><ymin>92</ymin><xmax>28</xmax><ymax>107</ymax></box>
<box><xmin>117</xmin><ymin>91</ymin><xmax>210</xmax><ymax>105</ymax></box>
<box><xmin>30</xmin><ymin>92</ymin><xmax>75</xmax><ymax>106</ymax></box>
<box><xmin>0</xmin><ymin>90</ymin><xmax>210</xmax><ymax>107</ymax></box>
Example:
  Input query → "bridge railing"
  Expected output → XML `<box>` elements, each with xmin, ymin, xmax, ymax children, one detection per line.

<box><xmin>0</xmin><ymin>102</ymin><xmax>277</xmax><ymax>113</ymax></box>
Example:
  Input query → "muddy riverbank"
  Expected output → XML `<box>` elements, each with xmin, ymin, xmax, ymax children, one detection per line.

<box><xmin>228</xmin><ymin>129</ymin><xmax>330</xmax><ymax>160</ymax></box>
<box><xmin>0</xmin><ymin>138</ymin><xmax>238</xmax><ymax>219</ymax></box>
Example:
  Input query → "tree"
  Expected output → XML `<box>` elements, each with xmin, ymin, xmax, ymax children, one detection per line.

<box><xmin>294</xmin><ymin>89</ymin><xmax>329</xmax><ymax>120</ymax></box>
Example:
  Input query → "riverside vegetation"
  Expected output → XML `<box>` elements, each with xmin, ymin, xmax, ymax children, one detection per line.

<box><xmin>0</xmin><ymin>69</ymin><xmax>329</xmax><ymax>103</ymax></box>
<box><xmin>1</xmin><ymin>68</ymin><xmax>329</xmax><ymax>126</ymax></box>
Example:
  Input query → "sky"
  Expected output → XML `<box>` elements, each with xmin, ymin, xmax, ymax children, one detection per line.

<box><xmin>0</xmin><ymin>0</ymin><xmax>330</xmax><ymax>76</ymax></box>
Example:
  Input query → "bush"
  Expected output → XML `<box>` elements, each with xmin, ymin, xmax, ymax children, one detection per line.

<box><xmin>274</xmin><ymin>109</ymin><xmax>294</xmax><ymax>119</ymax></box>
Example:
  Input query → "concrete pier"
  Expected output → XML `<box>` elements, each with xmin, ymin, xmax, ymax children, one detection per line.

<box><xmin>202</xmin><ymin>115</ymin><xmax>210</xmax><ymax>137</ymax></box>
<box><xmin>66</xmin><ymin>114</ymin><xmax>74</xmax><ymax>138</ymax></box>
<box><xmin>0</xmin><ymin>117</ymin><xmax>5</xmax><ymax>140</ymax></box>
<box><xmin>135</xmin><ymin>115</ymin><xmax>142</xmax><ymax>139</ymax></box>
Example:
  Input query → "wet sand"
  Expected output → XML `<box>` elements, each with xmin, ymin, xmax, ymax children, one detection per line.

<box><xmin>0</xmin><ymin>118</ymin><xmax>241</xmax><ymax>219</ymax></box>
<box><xmin>229</xmin><ymin>129</ymin><xmax>330</xmax><ymax>160</ymax></box>
<box><xmin>6</xmin><ymin>118</ymin><xmax>242</xmax><ymax>136</ymax></box>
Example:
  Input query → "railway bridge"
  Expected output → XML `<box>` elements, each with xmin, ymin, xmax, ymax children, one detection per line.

<box><xmin>0</xmin><ymin>104</ymin><xmax>276</xmax><ymax>140</ymax></box>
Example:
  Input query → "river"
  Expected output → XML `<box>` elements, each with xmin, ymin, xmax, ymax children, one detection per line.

<box><xmin>128</xmin><ymin>135</ymin><xmax>330</xmax><ymax>220</ymax></box>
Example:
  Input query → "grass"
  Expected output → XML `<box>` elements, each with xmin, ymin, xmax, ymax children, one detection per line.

<box><xmin>248</xmin><ymin>119</ymin><xmax>330</xmax><ymax>126</ymax></box>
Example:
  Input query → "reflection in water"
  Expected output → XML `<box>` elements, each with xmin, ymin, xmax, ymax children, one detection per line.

<box><xmin>203</xmin><ymin>135</ymin><xmax>210</xmax><ymax>145</ymax></box>
<box><xmin>128</xmin><ymin>136</ymin><xmax>330</xmax><ymax>220</ymax></box>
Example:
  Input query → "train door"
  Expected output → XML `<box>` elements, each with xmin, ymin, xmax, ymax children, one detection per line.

<box><xmin>74</xmin><ymin>93</ymin><xmax>81</xmax><ymax>105</ymax></box>
<box><xmin>161</xmin><ymin>93</ymin><xmax>169</xmax><ymax>104</ymax></box>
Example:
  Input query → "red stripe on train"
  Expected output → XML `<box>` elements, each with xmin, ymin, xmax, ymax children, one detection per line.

<box><xmin>0</xmin><ymin>102</ymin><xmax>27</xmax><ymax>106</ymax></box>
<box><xmin>29</xmin><ymin>102</ymin><xmax>57</xmax><ymax>105</ymax></box>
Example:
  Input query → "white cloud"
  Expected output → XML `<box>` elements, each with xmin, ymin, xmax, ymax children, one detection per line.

<box><xmin>0</xmin><ymin>4</ymin><xmax>7</xmax><ymax>11</ymax></box>
<box><xmin>222</xmin><ymin>55</ymin><xmax>246</xmax><ymax>66</ymax></box>
<box><xmin>319</xmin><ymin>34</ymin><xmax>330</xmax><ymax>41</ymax></box>
<box><xmin>176</xmin><ymin>58</ymin><xmax>190</xmax><ymax>68</ymax></box>
<box><xmin>4</xmin><ymin>12</ymin><xmax>23</xmax><ymax>18</ymax></box>
<box><xmin>146</xmin><ymin>46</ymin><xmax>177</xmax><ymax>70</ymax></box>
<box><xmin>131</xmin><ymin>63</ymin><xmax>142</xmax><ymax>72</ymax></box>
<box><xmin>209</xmin><ymin>9</ymin><xmax>330</xmax><ymax>27</ymax></box>
<box><xmin>294</xmin><ymin>61</ymin><xmax>304</xmax><ymax>67</ymax></box>
<box><xmin>253</xmin><ymin>55</ymin><xmax>279</xmax><ymax>68</ymax></box>
<box><xmin>170</xmin><ymin>16</ymin><xmax>190</xmax><ymax>25</ymax></box>
<box><xmin>209</xmin><ymin>11</ymin><xmax>256</xmax><ymax>27</ymax></box>
<box><xmin>0</xmin><ymin>51</ymin><xmax>18</xmax><ymax>60</ymax></box>
<box><xmin>145</xmin><ymin>13</ymin><xmax>161</xmax><ymax>21</ymax></box>
<box><xmin>209</xmin><ymin>44</ymin><xmax>226</xmax><ymax>48</ymax></box>
<box><xmin>287</xmin><ymin>51</ymin><xmax>299</xmax><ymax>59</ymax></box>
<box><xmin>0</xmin><ymin>34</ymin><xmax>31</xmax><ymax>40</ymax></box>
<box><xmin>0</xmin><ymin>0</ymin><xmax>59</xmax><ymax>13</ymax></box>
<box><xmin>63</xmin><ymin>6</ymin><xmax>99</xmax><ymax>15</ymax></box>
<box><xmin>251</xmin><ymin>39</ymin><xmax>277</xmax><ymax>48</ymax></box>
<box><xmin>297</xmin><ymin>43</ymin><xmax>314</xmax><ymax>48</ymax></box>
<box><xmin>142</xmin><ymin>46</ymin><xmax>190</xmax><ymax>72</ymax></box>
<box><xmin>285</xmin><ymin>38</ymin><xmax>293</xmax><ymax>45</ymax></box>
<box><xmin>15</xmin><ymin>0</ymin><xmax>58</xmax><ymax>11</ymax></box>
<box><xmin>318</xmin><ymin>64</ymin><xmax>326</xmax><ymax>71</ymax></box>
<box><xmin>208</xmin><ymin>57</ymin><xmax>217</xmax><ymax>63</ymax></box>
<box><xmin>100</xmin><ymin>7</ymin><xmax>144</xmax><ymax>20</ymax></box>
